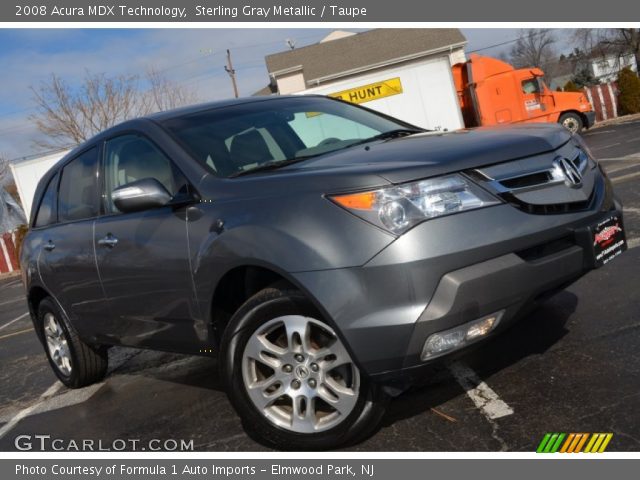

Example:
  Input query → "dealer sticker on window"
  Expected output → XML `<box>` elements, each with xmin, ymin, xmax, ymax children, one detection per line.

<box><xmin>592</xmin><ymin>214</ymin><xmax>626</xmax><ymax>267</ymax></box>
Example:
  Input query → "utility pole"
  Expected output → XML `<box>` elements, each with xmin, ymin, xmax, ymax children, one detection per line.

<box><xmin>224</xmin><ymin>49</ymin><xmax>239</xmax><ymax>98</ymax></box>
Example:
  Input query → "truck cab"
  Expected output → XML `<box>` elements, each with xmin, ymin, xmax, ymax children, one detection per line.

<box><xmin>453</xmin><ymin>54</ymin><xmax>595</xmax><ymax>133</ymax></box>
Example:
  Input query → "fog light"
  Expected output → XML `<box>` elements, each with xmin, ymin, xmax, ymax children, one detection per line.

<box><xmin>422</xmin><ymin>329</ymin><xmax>466</xmax><ymax>358</ymax></box>
<box><xmin>421</xmin><ymin>311</ymin><xmax>504</xmax><ymax>360</ymax></box>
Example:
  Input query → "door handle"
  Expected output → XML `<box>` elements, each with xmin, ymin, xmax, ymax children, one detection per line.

<box><xmin>97</xmin><ymin>235</ymin><xmax>119</xmax><ymax>248</ymax></box>
<box><xmin>43</xmin><ymin>241</ymin><xmax>55</xmax><ymax>252</ymax></box>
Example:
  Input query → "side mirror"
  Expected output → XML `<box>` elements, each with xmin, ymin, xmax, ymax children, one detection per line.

<box><xmin>112</xmin><ymin>178</ymin><xmax>172</xmax><ymax>213</ymax></box>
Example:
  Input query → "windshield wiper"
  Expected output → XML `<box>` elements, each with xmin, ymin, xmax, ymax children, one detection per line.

<box><xmin>228</xmin><ymin>156</ymin><xmax>314</xmax><ymax>178</ymax></box>
<box><xmin>347</xmin><ymin>128</ymin><xmax>425</xmax><ymax>148</ymax></box>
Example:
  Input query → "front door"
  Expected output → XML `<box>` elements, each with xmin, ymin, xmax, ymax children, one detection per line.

<box><xmin>93</xmin><ymin>133</ymin><xmax>200</xmax><ymax>351</ymax></box>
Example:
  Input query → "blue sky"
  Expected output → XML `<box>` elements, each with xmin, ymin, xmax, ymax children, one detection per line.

<box><xmin>0</xmin><ymin>28</ymin><xmax>558</xmax><ymax>159</ymax></box>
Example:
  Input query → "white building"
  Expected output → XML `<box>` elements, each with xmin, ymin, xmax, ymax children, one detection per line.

<box><xmin>590</xmin><ymin>52</ymin><xmax>638</xmax><ymax>83</ymax></box>
<box><xmin>10</xmin><ymin>149</ymin><xmax>70</xmax><ymax>220</ymax></box>
<box><xmin>257</xmin><ymin>29</ymin><xmax>467</xmax><ymax>132</ymax></box>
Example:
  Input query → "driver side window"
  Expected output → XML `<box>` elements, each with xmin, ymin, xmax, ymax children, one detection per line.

<box><xmin>521</xmin><ymin>79</ymin><xmax>540</xmax><ymax>95</ymax></box>
<box><xmin>104</xmin><ymin>135</ymin><xmax>184</xmax><ymax>214</ymax></box>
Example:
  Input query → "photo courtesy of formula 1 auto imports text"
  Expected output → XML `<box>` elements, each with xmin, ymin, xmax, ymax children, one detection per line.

<box><xmin>0</xmin><ymin>0</ymin><xmax>638</xmax><ymax>478</ymax></box>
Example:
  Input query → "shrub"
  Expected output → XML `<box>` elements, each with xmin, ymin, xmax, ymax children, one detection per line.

<box><xmin>617</xmin><ymin>67</ymin><xmax>640</xmax><ymax>115</ymax></box>
<box><xmin>563</xmin><ymin>80</ymin><xmax>581</xmax><ymax>92</ymax></box>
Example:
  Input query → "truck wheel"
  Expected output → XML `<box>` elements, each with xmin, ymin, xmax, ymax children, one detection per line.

<box><xmin>559</xmin><ymin>112</ymin><xmax>583</xmax><ymax>134</ymax></box>
<box><xmin>38</xmin><ymin>297</ymin><xmax>108</xmax><ymax>388</ymax></box>
<box><xmin>220</xmin><ymin>286</ymin><xmax>387</xmax><ymax>450</ymax></box>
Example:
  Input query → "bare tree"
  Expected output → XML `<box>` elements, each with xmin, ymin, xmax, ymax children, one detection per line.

<box><xmin>0</xmin><ymin>153</ymin><xmax>10</xmax><ymax>186</ymax></box>
<box><xmin>600</xmin><ymin>29</ymin><xmax>640</xmax><ymax>76</ymax></box>
<box><xmin>0</xmin><ymin>152</ymin><xmax>20</xmax><ymax>206</ymax></box>
<box><xmin>509</xmin><ymin>29</ymin><xmax>557</xmax><ymax>75</ymax></box>
<box><xmin>144</xmin><ymin>67</ymin><xmax>199</xmax><ymax>113</ymax></box>
<box><xmin>30</xmin><ymin>70</ymin><xmax>198</xmax><ymax>149</ymax></box>
<box><xmin>571</xmin><ymin>29</ymin><xmax>640</xmax><ymax>78</ymax></box>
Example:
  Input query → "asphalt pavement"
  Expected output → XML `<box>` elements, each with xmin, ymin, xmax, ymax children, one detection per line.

<box><xmin>1</xmin><ymin>119</ymin><xmax>639</xmax><ymax>452</ymax></box>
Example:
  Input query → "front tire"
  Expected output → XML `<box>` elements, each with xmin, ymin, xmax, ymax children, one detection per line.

<box><xmin>559</xmin><ymin>112</ymin><xmax>584</xmax><ymax>134</ymax></box>
<box><xmin>220</xmin><ymin>286</ymin><xmax>387</xmax><ymax>450</ymax></box>
<box><xmin>38</xmin><ymin>297</ymin><xmax>108</xmax><ymax>388</ymax></box>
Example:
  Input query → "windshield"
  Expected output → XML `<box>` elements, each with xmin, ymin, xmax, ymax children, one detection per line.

<box><xmin>161</xmin><ymin>96</ymin><xmax>415</xmax><ymax>178</ymax></box>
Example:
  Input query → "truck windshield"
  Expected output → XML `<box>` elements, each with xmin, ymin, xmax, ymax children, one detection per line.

<box><xmin>161</xmin><ymin>96</ymin><xmax>416</xmax><ymax>178</ymax></box>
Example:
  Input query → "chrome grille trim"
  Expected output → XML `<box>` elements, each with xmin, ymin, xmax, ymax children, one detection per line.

<box><xmin>480</xmin><ymin>149</ymin><xmax>590</xmax><ymax>194</ymax></box>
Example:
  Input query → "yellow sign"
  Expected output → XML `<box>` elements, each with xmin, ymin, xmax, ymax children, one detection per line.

<box><xmin>329</xmin><ymin>77</ymin><xmax>403</xmax><ymax>104</ymax></box>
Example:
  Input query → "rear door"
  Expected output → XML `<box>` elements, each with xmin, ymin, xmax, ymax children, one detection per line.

<box><xmin>93</xmin><ymin>133</ymin><xmax>199</xmax><ymax>350</ymax></box>
<box><xmin>36</xmin><ymin>147</ymin><xmax>107</xmax><ymax>339</ymax></box>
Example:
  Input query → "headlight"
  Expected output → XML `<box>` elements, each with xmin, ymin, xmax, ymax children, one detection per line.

<box><xmin>329</xmin><ymin>174</ymin><xmax>501</xmax><ymax>235</ymax></box>
<box><xmin>573</xmin><ymin>136</ymin><xmax>598</xmax><ymax>169</ymax></box>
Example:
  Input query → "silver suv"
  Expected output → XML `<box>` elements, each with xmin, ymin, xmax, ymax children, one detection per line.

<box><xmin>21</xmin><ymin>96</ymin><xmax>626</xmax><ymax>449</ymax></box>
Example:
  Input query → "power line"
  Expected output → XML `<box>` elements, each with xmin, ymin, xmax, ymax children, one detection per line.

<box><xmin>467</xmin><ymin>29</ymin><xmax>555</xmax><ymax>54</ymax></box>
<box><xmin>0</xmin><ymin>32</ymin><xmax>328</xmax><ymax>123</ymax></box>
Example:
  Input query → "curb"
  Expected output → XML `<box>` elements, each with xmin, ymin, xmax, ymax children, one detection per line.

<box><xmin>591</xmin><ymin>113</ymin><xmax>640</xmax><ymax>129</ymax></box>
<box><xmin>0</xmin><ymin>271</ymin><xmax>21</xmax><ymax>280</ymax></box>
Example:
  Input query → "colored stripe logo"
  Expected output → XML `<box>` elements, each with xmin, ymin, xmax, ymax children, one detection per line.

<box><xmin>536</xmin><ymin>433</ymin><xmax>613</xmax><ymax>453</ymax></box>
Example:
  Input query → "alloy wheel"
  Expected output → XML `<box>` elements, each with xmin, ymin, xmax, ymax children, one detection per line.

<box><xmin>562</xmin><ymin>117</ymin><xmax>580</xmax><ymax>133</ymax></box>
<box><xmin>43</xmin><ymin>312</ymin><xmax>73</xmax><ymax>376</ymax></box>
<box><xmin>241</xmin><ymin>315</ymin><xmax>360</xmax><ymax>433</ymax></box>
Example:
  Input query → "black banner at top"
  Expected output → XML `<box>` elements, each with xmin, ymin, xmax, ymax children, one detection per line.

<box><xmin>5</xmin><ymin>0</ymin><xmax>640</xmax><ymax>22</ymax></box>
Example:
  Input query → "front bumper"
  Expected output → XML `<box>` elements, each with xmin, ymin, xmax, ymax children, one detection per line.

<box><xmin>292</xmin><ymin>172</ymin><xmax>622</xmax><ymax>388</ymax></box>
<box><xmin>584</xmin><ymin>111</ymin><xmax>597</xmax><ymax>129</ymax></box>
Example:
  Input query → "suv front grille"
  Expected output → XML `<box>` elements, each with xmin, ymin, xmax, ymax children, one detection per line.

<box><xmin>492</xmin><ymin>151</ymin><xmax>588</xmax><ymax>193</ymax></box>
<box><xmin>501</xmin><ymin>189</ymin><xmax>596</xmax><ymax>215</ymax></box>
<box><xmin>469</xmin><ymin>148</ymin><xmax>600</xmax><ymax>215</ymax></box>
<box><xmin>516</xmin><ymin>234</ymin><xmax>576</xmax><ymax>262</ymax></box>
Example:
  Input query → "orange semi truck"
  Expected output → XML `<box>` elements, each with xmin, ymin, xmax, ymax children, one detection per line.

<box><xmin>452</xmin><ymin>54</ymin><xmax>596</xmax><ymax>133</ymax></box>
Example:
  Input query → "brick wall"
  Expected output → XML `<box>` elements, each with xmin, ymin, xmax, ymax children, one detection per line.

<box><xmin>0</xmin><ymin>231</ymin><xmax>19</xmax><ymax>274</ymax></box>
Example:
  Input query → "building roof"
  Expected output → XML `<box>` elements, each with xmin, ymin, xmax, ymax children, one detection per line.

<box><xmin>265</xmin><ymin>28</ymin><xmax>466</xmax><ymax>85</ymax></box>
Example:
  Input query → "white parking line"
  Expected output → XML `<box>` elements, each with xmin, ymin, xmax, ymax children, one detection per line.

<box><xmin>0</xmin><ymin>347</ymin><xmax>141</xmax><ymax>439</ymax></box>
<box><xmin>0</xmin><ymin>297</ymin><xmax>22</xmax><ymax>307</ymax></box>
<box><xmin>449</xmin><ymin>361</ymin><xmax>514</xmax><ymax>420</ymax></box>
<box><xmin>0</xmin><ymin>382</ymin><xmax>63</xmax><ymax>440</ymax></box>
<box><xmin>592</xmin><ymin>142</ymin><xmax>621</xmax><ymax>151</ymax></box>
<box><xmin>0</xmin><ymin>312</ymin><xmax>29</xmax><ymax>332</ymax></box>
<box><xmin>605</xmin><ymin>164</ymin><xmax>640</xmax><ymax>175</ymax></box>
<box><xmin>612</xmin><ymin>171</ymin><xmax>640</xmax><ymax>184</ymax></box>
<box><xmin>584</xmin><ymin>129</ymin><xmax>615</xmax><ymax>136</ymax></box>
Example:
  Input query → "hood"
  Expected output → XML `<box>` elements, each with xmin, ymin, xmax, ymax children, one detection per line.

<box><xmin>552</xmin><ymin>91</ymin><xmax>593</xmax><ymax>113</ymax></box>
<box><xmin>202</xmin><ymin>124</ymin><xmax>574</xmax><ymax>199</ymax></box>
<box><xmin>282</xmin><ymin>123</ymin><xmax>573</xmax><ymax>185</ymax></box>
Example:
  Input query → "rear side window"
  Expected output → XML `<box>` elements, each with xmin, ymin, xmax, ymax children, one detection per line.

<box><xmin>33</xmin><ymin>174</ymin><xmax>58</xmax><ymax>228</ymax></box>
<box><xmin>58</xmin><ymin>147</ymin><xmax>100</xmax><ymax>222</ymax></box>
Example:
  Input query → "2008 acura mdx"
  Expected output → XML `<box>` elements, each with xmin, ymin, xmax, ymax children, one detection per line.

<box><xmin>21</xmin><ymin>95</ymin><xmax>627</xmax><ymax>449</ymax></box>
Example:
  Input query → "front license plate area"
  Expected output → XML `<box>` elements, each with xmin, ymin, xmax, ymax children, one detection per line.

<box><xmin>591</xmin><ymin>214</ymin><xmax>626</xmax><ymax>267</ymax></box>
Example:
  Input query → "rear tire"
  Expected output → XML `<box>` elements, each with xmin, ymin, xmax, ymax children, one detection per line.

<box><xmin>38</xmin><ymin>297</ymin><xmax>108</xmax><ymax>388</ymax></box>
<box><xmin>220</xmin><ymin>286</ymin><xmax>387</xmax><ymax>450</ymax></box>
<box><xmin>559</xmin><ymin>112</ymin><xmax>584</xmax><ymax>134</ymax></box>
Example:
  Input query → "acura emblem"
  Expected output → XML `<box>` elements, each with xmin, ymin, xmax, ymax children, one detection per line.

<box><xmin>554</xmin><ymin>157</ymin><xmax>583</xmax><ymax>188</ymax></box>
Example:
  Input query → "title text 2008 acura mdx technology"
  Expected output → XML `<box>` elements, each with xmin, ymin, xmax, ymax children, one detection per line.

<box><xmin>21</xmin><ymin>96</ymin><xmax>627</xmax><ymax>449</ymax></box>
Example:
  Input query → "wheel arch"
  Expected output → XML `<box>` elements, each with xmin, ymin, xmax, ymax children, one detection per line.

<box><xmin>26</xmin><ymin>285</ymin><xmax>52</xmax><ymax>341</ymax></box>
<box><xmin>208</xmin><ymin>263</ymin><xmax>338</xmax><ymax>349</ymax></box>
